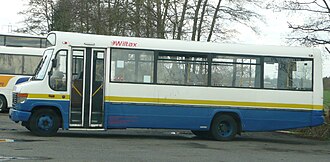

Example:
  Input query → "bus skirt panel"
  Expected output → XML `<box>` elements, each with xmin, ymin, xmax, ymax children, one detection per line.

<box><xmin>105</xmin><ymin>102</ymin><xmax>324</xmax><ymax>132</ymax></box>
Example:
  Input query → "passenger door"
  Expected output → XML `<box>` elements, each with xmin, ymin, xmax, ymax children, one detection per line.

<box><xmin>69</xmin><ymin>47</ymin><xmax>105</xmax><ymax>128</ymax></box>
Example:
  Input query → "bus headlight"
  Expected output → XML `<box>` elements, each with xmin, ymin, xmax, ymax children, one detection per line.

<box><xmin>17</xmin><ymin>93</ymin><xmax>28</xmax><ymax>103</ymax></box>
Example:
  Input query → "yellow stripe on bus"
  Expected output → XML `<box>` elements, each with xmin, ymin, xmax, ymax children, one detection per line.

<box><xmin>105</xmin><ymin>96</ymin><xmax>323</xmax><ymax>111</ymax></box>
<box><xmin>0</xmin><ymin>76</ymin><xmax>15</xmax><ymax>87</ymax></box>
<box><xmin>25</xmin><ymin>94</ymin><xmax>323</xmax><ymax>111</ymax></box>
<box><xmin>28</xmin><ymin>94</ymin><xmax>70</xmax><ymax>100</ymax></box>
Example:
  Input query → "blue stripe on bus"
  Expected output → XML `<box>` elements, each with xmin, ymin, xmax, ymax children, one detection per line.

<box><xmin>13</xmin><ymin>99</ymin><xmax>324</xmax><ymax>131</ymax></box>
<box><xmin>13</xmin><ymin>99</ymin><xmax>70</xmax><ymax>129</ymax></box>
<box><xmin>105</xmin><ymin>103</ymin><xmax>324</xmax><ymax>131</ymax></box>
<box><xmin>15</xmin><ymin>77</ymin><xmax>31</xmax><ymax>85</ymax></box>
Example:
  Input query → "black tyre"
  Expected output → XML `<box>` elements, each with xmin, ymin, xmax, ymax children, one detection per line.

<box><xmin>0</xmin><ymin>95</ymin><xmax>8</xmax><ymax>113</ymax></box>
<box><xmin>29</xmin><ymin>109</ymin><xmax>60</xmax><ymax>136</ymax></box>
<box><xmin>22</xmin><ymin>121</ymin><xmax>31</xmax><ymax>131</ymax></box>
<box><xmin>191</xmin><ymin>130</ymin><xmax>212</xmax><ymax>139</ymax></box>
<box><xmin>211</xmin><ymin>114</ymin><xmax>238</xmax><ymax>141</ymax></box>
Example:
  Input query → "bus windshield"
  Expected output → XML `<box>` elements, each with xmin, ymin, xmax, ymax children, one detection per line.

<box><xmin>32</xmin><ymin>49</ymin><xmax>53</xmax><ymax>80</ymax></box>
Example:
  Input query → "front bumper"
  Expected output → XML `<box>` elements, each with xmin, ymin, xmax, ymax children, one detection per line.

<box><xmin>9</xmin><ymin>108</ymin><xmax>31</xmax><ymax>122</ymax></box>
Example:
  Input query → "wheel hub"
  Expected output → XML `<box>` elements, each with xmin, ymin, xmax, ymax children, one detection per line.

<box><xmin>218</xmin><ymin>122</ymin><xmax>231</xmax><ymax>136</ymax></box>
<box><xmin>219</xmin><ymin>123</ymin><xmax>229</xmax><ymax>132</ymax></box>
<box><xmin>38</xmin><ymin>116</ymin><xmax>53</xmax><ymax>130</ymax></box>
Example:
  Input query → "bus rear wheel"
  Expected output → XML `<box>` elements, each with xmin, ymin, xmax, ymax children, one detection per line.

<box><xmin>0</xmin><ymin>95</ymin><xmax>8</xmax><ymax>113</ymax></box>
<box><xmin>211</xmin><ymin>114</ymin><xmax>238</xmax><ymax>141</ymax></box>
<box><xmin>29</xmin><ymin>109</ymin><xmax>59</xmax><ymax>136</ymax></box>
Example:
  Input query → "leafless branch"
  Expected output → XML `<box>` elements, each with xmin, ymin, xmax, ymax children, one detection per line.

<box><xmin>286</xmin><ymin>36</ymin><xmax>330</xmax><ymax>45</ymax></box>
<box><xmin>322</xmin><ymin>0</ymin><xmax>330</xmax><ymax>13</ymax></box>
<box><xmin>288</xmin><ymin>22</ymin><xmax>330</xmax><ymax>32</ymax></box>
<box><xmin>325</xmin><ymin>46</ymin><xmax>330</xmax><ymax>54</ymax></box>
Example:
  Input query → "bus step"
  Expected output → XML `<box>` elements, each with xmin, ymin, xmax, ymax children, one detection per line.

<box><xmin>91</xmin><ymin>120</ymin><xmax>102</xmax><ymax>124</ymax></box>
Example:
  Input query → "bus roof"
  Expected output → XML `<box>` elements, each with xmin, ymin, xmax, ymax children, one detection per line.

<box><xmin>0</xmin><ymin>32</ymin><xmax>45</xmax><ymax>39</ymax></box>
<box><xmin>49</xmin><ymin>31</ymin><xmax>320</xmax><ymax>58</ymax></box>
<box><xmin>0</xmin><ymin>46</ymin><xmax>44</xmax><ymax>56</ymax></box>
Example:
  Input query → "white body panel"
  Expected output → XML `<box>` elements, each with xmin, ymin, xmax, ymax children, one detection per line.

<box><xmin>107</xmin><ymin>83</ymin><xmax>314</xmax><ymax>107</ymax></box>
<box><xmin>15</xmin><ymin>31</ymin><xmax>323</xmax><ymax>109</ymax></box>
<box><xmin>0</xmin><ymin>46</ymin><xmax>44</xmax><ymax>108</ymax></box>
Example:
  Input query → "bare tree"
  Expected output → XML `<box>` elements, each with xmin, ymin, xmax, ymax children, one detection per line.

<box><xmin>18</xmin><ymin>0</ymin><xmax>55</xmax><ymax>34</ymax></box>
<box><xmin>130</xmin><ymin>0</ymin><xmax>142</xmax><ymax>37</ymax></box>
<box><xmin>52</xmin><ymin>0</ymin><xmax>73</xmax><ymax>32</ymax></box>
<box><xmin>267</xmin><ymin>0</ymin><xmax>330</xmax><ymax>46</ymax></box>
<box><xmin>95</xmin><ymin>0</ymin><xmax>102</xmax><ymax>34</ymax></box>
<box><xmin>191</xmin><ymin>0</ymin><xmax>204</xmax><ymax>41</ymax></box>
<box><xmin>18</xmin><ymin>0</ymin><xmax>264</xmax><ymax>42</ymax></box>
<box><xmin>197</xmin><ymin>0</ymin><xmax>208</xmax><ymax>41</ymax></box>
<box><xmin>160</xmin><ymin>0</ymin><xmax>170</xmax><ymax>38</ymax></box>
<box><xmin>176</xmin><ymin>0</ymin><xmax>189</xmax><ymax>40</ymax></box>
<box><xmin>207</xmin><ymin>0</ymin><xmax>222</xmax><ymax>42</ymax></box>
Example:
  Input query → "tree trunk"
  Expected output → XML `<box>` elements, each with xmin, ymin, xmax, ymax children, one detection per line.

<box><xmin>197</xmin><ymin>0</ymin><xmax>208</xmax><ymax>41</ymax></box>
<box><xmin>160</xmin><ymin>0</ymin><xmax>170</xmax><ymax>39</ymax></box>
<box><xmin>156</xmin><ymin>0</ymin><xmax>162</xmax><ymax>38</ymax></box>
<box><xmin>107</xmin><ymin>0</ymin><xmax>112</xmax><ymax>35</ymax></box>
<box><xmin>146</xmin><ymin>0</ymin><xmax>153</xmax><ymax>37</ymax></box>
<box><xmin>323</xmin><ymin>0</ymin><xmax>330</xmax><ymax>13</ymax></box>
<box><xmin>172</xmin><ymin>1</ymin><xmax>179</xmax><ymax>39</ymax></box>
<box><xmin>191</xmin><ymin>0</ymin><xmax>203</xmax><ymax>41</ymax></box>
<box><xmin>207</xmin><ymin>0</ymin><xmax>222</xmax><ymax>42</ymax></box>
<box><xmin>79</xmin><ymin>0</ymin><xmax>84</xmax><ymax>32</ymax></box>
<box><xmin>95</xmin><ymin>0</ymin><xmax>101</xmax><ymax>34</ymax></box>
<box><xmin>134</xmin><ymin>0</ymin><xmax>142</xmax><ymax>37</ymax></box>
<box><xmin>176</xmin><ymin>0</ymin><xmax>189</xmax><ymax>40</ymax></box>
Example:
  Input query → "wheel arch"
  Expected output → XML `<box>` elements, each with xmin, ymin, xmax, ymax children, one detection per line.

<box><xmin>0</xmin><ymin>93</ymin><xmax>7</xmax><ymax>100</ymax></box>
<box><xmin>0</xmin><ymin>94</ymin><xmax>8</xmax><ymax>111</ymax></box>
<box><xmin>30</xmin><ymin>105</ymin><xmax>63</xmax><ymax>128</ymax></box>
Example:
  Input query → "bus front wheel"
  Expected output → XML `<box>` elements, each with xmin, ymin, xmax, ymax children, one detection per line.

<box><xmin>211</xmin><ymin>114</ymin><xmax>238</xmax><ymax>141</ymax></box>
<box><xmin>0</xmin><ymin>95</ymin><xmax>8</xmax><ymax>113</ymax></box>
<box><xmin>29</xmin><ymin>109</ymin><xmax>59</xmax><ymax>136</ymax></box>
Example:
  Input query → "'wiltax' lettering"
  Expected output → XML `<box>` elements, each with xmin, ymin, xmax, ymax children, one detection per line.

<box><xmin>112</xmin><ymin>41</ymin><xmax>137</xmax><ymax>47</ymax></box>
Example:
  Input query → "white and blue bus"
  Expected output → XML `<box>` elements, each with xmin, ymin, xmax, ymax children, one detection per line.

<box><xmin>9</xmin><ymin>31</ymin><xmax>324</xmax><ymax>140</ymax></box>
<box><xmin>0</xmin><ymin>33</ymin><xmax>45</xmax><ymax>112</ymax></box>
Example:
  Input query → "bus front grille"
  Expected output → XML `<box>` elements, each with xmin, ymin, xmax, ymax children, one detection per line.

<box><xmin>12</xmin><ymin>93</ymin><xmax>17</xmax><ymax>108</ymax></box>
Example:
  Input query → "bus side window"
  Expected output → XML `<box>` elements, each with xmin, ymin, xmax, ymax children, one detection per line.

<box><xmin>49</xmin><ymin>50</ymin><xmax>67</xmax><ymax>91</ymax></box>
<box><xmin>111</xmin><ymin>49</ymin><xmax>154</xmax><ymax>83</ymax></box>
<box><xmin>263</xmin><ymin>57</ymin><xmax>312</xmax><ymax>90</ymax></box>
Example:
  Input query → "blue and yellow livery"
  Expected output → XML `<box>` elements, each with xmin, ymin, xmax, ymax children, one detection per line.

<box><xmin>9</xmin><ymin>31</ymin><xmax>325</xmax><ymax>141</ymax></box>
